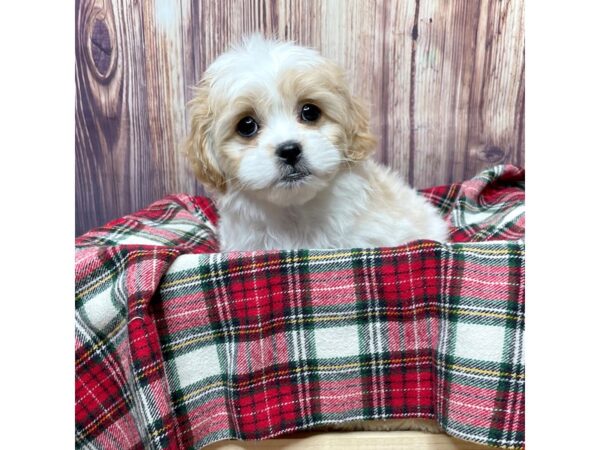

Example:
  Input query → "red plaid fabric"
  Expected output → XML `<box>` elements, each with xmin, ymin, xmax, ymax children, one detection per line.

<box><xmin>76</xmin><ymin>165</ymin><xmax>524</xmax><ymax>449</ymax></box>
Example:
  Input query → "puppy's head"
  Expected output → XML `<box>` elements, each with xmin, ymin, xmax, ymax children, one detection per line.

<box><xmin>185</xmin><ymin>35</ymin><xmax>375</xmax><ymax>206</ymax></box>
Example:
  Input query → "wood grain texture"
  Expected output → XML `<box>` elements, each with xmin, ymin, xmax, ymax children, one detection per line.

<box><xmin>75</xmin><ymin>0</ymin><xmax>525</xmax><ymax>235</ymax></box>
<box><xmin>203</xmin><ymin>430</ymin><xmax>493</xmax><ymax>449</ymax></box>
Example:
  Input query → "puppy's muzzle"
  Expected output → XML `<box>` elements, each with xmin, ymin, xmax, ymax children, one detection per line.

<box><xmin>276</xmin><ymin>141</ymin><xmax>302</xmax><ymax>166</ymax></box>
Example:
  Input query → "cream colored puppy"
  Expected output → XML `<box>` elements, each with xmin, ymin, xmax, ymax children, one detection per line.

<box><xmin>185</xmin><ymin>35</ymin><xmax>445</xmax><ymax>432</ymax></box>
<box><xmin>185</xmin><ymin>35</ymin><xmax>448</xmax><ymax>252</ymax></box>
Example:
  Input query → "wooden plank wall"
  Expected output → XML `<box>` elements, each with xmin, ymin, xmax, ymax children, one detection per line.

<box><xmin>75</xmin><ymin>0</ymin><xmax>525</xmax><ymax>235</ymax></box>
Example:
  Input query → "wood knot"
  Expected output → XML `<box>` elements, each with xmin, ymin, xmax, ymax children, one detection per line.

<box><xmin>479</xmin><ymin>145</ymin><xmax>506</xmax><ymax>163</ymax></box>
<box><xmin>411</xmin><ymin>24</ymin><xmax>419</xmax><ymax>41</ymax></box>
<box><xmin>91</xmin><ymin>20</ymin><xmax>112</xmax><ymax>75</ymax></box>
<box><xmin>84</xmin><ymin>14</ymin><xmax>116</xmax><ymax>82</ymax></box>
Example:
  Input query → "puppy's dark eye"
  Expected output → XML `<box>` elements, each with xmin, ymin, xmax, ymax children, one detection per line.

<box><xmin>300</xmin><ymin>103</ymin><xmax>321</xmax><ymax>122</ymax></box>
<box><xmin>236</xmin><ymin>116</ymin><xmax>259</xmax><ymax>137</ymax></box>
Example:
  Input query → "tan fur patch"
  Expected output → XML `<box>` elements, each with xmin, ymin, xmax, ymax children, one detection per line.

<box><xmin>184</xmin><ymin>77</ymin><xmax>227</xmax><ymax>193</ymax></box>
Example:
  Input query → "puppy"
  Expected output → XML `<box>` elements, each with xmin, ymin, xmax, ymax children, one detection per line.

<box><xmin>185</xmin><ymin>35</ymin><xmax>448</xmax><ymax>252</ymax></box>
<box><xmin>184</xmin><ymin>35</ymin><xmax>444</xmax><ymax>434</ymax></box>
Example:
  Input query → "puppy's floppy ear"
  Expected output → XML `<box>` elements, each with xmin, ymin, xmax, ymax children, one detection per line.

<box><xmin>345</xmin><ymin>94</ymin><xmax>377</xmax><ymax>162</ymax></box>
<box><xmin>323</xmin><ymin>59</ymin><xmax>377</xmax><ymax>161</ymax></box>
<box><xmin>319</xmin><ymin>59</ymin><xmax>376</xmax><ymax>162</ymax></box>
<box><xmin>184</xmin><ymin>78</ymin><xmax>227</xmax><ymax>193</ymax></box>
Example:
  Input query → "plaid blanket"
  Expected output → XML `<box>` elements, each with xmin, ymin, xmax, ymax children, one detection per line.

<box><xmin>76</xmin><ymin>165</ymin><xmax>524</xmax><ymax>449</ymax></box>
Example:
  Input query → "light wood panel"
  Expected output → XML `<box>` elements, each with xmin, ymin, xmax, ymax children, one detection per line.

<box><xmin>75</xmin><ymin>0</ymin><xmax>525</xmax><ymax>235</ymax></box>
<box><xmin>203</xmin><ymin>430</ymin><xmax>494</xmax><ymax>449</ymax></box>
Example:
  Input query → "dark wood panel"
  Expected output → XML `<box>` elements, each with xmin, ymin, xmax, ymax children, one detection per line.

<box><xmin>75</xmin><ymin>0</ymin><xmax>525</xmax><ymax>235</ymax></box>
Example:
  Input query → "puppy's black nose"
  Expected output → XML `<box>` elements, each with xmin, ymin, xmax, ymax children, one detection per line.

<box><xmin>276</xmin><ymin>141</ymin><xmax>302</xmax><ymax>166</ymax></box>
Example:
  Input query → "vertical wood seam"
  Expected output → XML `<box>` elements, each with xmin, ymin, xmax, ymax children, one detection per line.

<box><xmin>379</xmin><ymin>0</ymin><xmax>389</xmax><ymax>166</ymax></box>
<box><xmin>514</xmin><ymin>48</ymin><xmax>525</xmax><ymax>167</ymax></box>
<box><xmin>180</xmin><ymin>1</ymin><xmax>189</xmax><ymax>131</ymax></box>
<box><xmin>462</xmin><ymin>0</ymin><xmax>484</xmax><ymax>178</ymax></box>
<box><xmin>408</xmin><ymin>0</ymin><xmax>421</xmax><ymax>186</ymax></box>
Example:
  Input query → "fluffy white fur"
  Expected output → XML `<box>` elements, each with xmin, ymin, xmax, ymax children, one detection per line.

<box><xmin>218</xmin><ymin>159</ymin><xmax>448</xmax><ymax>250</ymax></box>
<box><xmin>185</xmin><ymin>35</ymin><xmax>446</xmax><ymax>433</ymax></box>
<box><xmin>185</xmin><ymin>35</ymin><xmax>448</xmax><ymax>252</ymax></box>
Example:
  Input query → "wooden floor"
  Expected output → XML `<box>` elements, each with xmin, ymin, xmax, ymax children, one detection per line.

<box><xmin>205</xmin><ymin>431</ymin><xmax>493</xmax><ymax>450</ymax></box>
